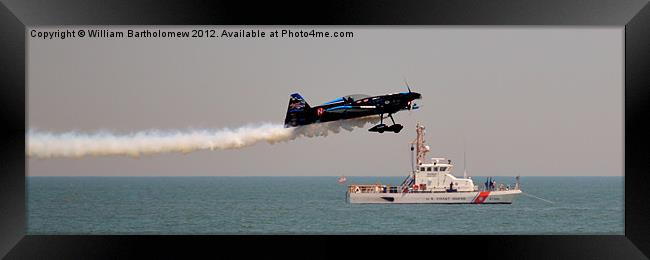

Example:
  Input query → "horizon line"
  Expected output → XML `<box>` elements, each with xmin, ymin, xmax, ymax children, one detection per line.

<box><xmin>26</xmin><ymin>175</ymin><xmax>624</xmax><ymax>177</ymax></box>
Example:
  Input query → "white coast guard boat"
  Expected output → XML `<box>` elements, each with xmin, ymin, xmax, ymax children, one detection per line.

<box><xmin>346</xmin><ymin>123</ymin><xmax>522</xmax><ymax>204</ymax></box>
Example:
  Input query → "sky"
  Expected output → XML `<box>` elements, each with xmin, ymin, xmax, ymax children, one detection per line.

<box><xmin>27</xmin><ymin>26</ymin><xmax>623</xmax><ymax>176</ymax></box>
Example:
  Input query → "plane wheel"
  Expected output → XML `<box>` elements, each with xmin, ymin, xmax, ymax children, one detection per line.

<box><xmin>391</xmin><ymin>124</ymin><xmax>404</xmax><ymax>133</ymax></box>
<box><xmin>378</xmin><ymin>129</ymin><xmax>384</xmax><ymax>133</ymax></box>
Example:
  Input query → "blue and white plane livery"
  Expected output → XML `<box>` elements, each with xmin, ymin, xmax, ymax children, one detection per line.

<box><xmin>284</xmin><ymin>86</ymin><xmax>421</xmax><ymax>133</ymax></box>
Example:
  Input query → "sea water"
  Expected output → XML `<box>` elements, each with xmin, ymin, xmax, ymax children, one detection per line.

<box><xmin>27</xmin><ymin>176</ymin><xmax>623</xmax><ymax>234</ymax></box>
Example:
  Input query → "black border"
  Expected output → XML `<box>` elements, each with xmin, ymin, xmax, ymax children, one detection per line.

<box><xmin>1</xmin><ymin>0</ymin><xmax>649</xmax><ymax>258</ymax></box>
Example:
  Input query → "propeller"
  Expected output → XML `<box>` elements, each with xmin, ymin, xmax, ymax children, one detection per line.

<box><xmin>404</xmin><ymin>77</ymin><xmax>412</xmax><ymax>93</ymax></box>
<box><xmin>403</xmin><ymin>77</ymin><xmax>413</xmax><ymax>111</ymax></box>
<box><xmin>403</xmin><ymin>77</ymin><xmax>420</xmax><ymax>113</ymax></box>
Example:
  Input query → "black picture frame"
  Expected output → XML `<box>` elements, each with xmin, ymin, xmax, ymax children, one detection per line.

<box><xmin>1</xmin><ymin>0</ymin><xmax>649</xmax><ymax>258</ymax></box>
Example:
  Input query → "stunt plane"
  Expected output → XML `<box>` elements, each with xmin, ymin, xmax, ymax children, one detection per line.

<box><xmin>283</xmin><ymin>85</ymin><xmax>422</xmax><ymax>133</ymax></box>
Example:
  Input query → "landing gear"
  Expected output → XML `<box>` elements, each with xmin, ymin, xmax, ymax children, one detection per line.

<box><xmin>369</xmin><ymin>124</ymin><xmax>389</xmax><ymax>133</ymax></box>
<box><xmin>388</xmin><ymin>124</ymin><xmax>404</xmax><ymax>133</ymax></box>
<box><xmin>369</xmin><ymin>113</ymin><xmax>403</xmax><ymax>133</ymax></box>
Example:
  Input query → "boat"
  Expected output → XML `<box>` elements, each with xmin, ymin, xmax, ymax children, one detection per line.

<box><xmin>346</xmin><ymin>123</ymin><xmax>522</xmax><ymax>204</ymax></box>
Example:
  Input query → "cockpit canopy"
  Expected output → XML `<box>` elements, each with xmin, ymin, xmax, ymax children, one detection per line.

<box><xmin>321</xmin><ymin>94</ymin><xmax>370</xmax><ymax>105</ymax></box>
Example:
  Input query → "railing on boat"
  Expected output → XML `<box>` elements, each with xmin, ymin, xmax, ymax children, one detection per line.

<box><xmin>348</xmin><ymin>183</ymin><xmax>519</xmax><ymax>194</ymax></box>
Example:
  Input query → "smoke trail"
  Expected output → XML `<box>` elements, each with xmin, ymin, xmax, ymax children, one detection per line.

<box><xmin>27</xmin><ymin>116</ymin><xmax>380</xmax><ymax>159</ymax></box>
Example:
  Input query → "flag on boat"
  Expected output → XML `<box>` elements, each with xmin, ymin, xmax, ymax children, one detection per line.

<box><xmin>337</xmin><ymin>176</ymin><xmax>347</xmax><ymax>184</ymax></box>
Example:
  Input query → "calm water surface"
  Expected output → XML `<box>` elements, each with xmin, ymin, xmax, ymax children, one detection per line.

<box><xmin>27</xmin><ymin>176</ymin><xmax>623</xmax><ymax>234</ymax></box>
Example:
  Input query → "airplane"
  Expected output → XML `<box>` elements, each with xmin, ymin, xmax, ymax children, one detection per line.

<box><xmin>283</xmin><ymin>85</ymin><xmax>422</xmax><ymax>133</ymax></box>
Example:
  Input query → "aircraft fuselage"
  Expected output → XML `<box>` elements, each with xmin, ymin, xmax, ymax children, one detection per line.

<box><xmin>284</xmin><ymin>92</ymin><xmax>421</xmax><ymax>128</ymax></box>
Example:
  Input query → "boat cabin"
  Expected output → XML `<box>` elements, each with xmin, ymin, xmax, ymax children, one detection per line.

<box><xmin>414</xmin><ymin>157</ymin><xmax>477</xmax><ymax>192</ymax></box>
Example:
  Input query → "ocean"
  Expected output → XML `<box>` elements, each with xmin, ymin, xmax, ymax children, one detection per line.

<box><xmin>27</xmin><ymin>176</ymin><xmax>623</xmax><ymax>234</ymax></box>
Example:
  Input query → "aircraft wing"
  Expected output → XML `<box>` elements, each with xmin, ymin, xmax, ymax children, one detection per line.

<box><xmin>324</xmin><ymin>105</ymin><xmax>377</xmax><ymax>114</ymax></box>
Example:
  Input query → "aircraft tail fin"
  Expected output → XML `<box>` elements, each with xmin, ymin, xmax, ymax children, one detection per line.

<box><xmin>284</xmin><ymin>93</ymin><xmax>312</xmax><ymax>127</ymax></box>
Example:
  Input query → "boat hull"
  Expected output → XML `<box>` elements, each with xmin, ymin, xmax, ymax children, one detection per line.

<box><xmin>347</xmin><ymin>190</ymin><xmax>522</xmax><ymax>204</ymax></box>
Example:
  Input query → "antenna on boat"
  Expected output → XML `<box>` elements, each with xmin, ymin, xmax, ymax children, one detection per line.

<box><xmin>463</xmin><ymin>136</ymin><xmax>468</xmax><ymax>179</ymax></box>
<box><xmin>410</xmin><ymin>144</ymin><xmax>415</xmax><ymax>174</ymax></box>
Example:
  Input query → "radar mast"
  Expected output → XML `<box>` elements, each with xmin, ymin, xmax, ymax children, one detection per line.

<box><xmin>411</xmin><ymin>122</ymin><xmax>430</xmax><ymax>167</ymax></box>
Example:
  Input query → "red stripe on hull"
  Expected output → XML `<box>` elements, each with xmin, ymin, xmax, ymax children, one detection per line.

<box><xmin>473</xmin><ymin>191</ymin><xmax>490</xmax><ymax>204</ymax></box>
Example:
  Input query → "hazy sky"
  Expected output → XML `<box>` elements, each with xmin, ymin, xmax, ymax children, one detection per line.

<box><xmin>27</xmin><ymin>26</ymin><xmax>623</xmax><ymax>176</ymax></box>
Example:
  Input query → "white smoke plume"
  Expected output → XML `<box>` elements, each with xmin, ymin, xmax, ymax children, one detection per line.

<box><xmin>27</xmin><ymin>116</ymin><xmax>380</xmax><ymax>159</ymax></box>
